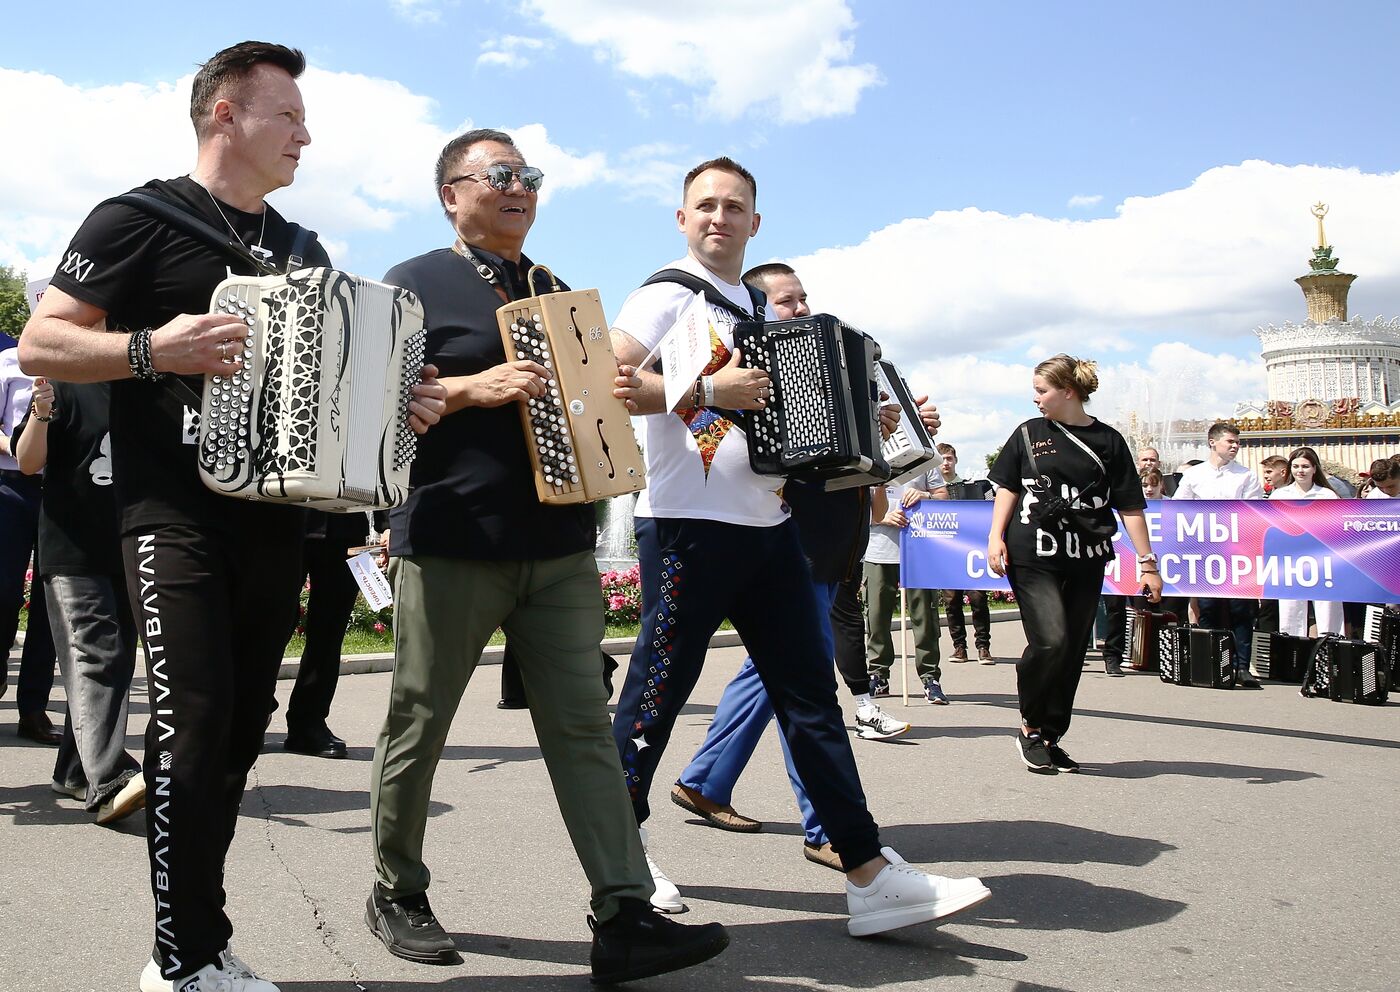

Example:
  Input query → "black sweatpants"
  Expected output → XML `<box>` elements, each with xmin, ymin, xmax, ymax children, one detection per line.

<box><xmin>829</xmin><ymin>571</ymin><xmax>872</xmax><ymax>697</ymax></box>
<box><xmin>1007</xmin><ymin>559</ymin><xmax>1104</xmax><ymax>741</ymax></box>
<box><xmin>125</xmin><ymin>524</ymin><xmax>303</xmax><ymax>980</ymax></box>
<box><xmin>613</xmin><ymin>517</ymin><xmax>881</xmax><ymax>871</ymax></box>
<box><xmin>286</xmin><ymin>524</ymin><xmax>362</xmax><ymax>733</ymax></box>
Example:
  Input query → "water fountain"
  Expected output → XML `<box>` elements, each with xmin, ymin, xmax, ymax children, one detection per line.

<box><xmin>595</xmin><ymin>492</ymin><xmax>639</xmax><ymax>571</ymax></box>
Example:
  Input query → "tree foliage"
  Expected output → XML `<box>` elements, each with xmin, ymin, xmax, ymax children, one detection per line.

<box><xmin>0</xmin><ymin>265</ymin><xmax>30</xmax><ymax>341</ymax></box>
<box><xmin>984</xmin><ymin>445</ymin><xmax>1002</xmax><ymax>471</ymax></box>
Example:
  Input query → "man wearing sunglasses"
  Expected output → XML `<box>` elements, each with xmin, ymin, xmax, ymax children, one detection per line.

<box><xmin>366</xmin><ymin>129</ymin><xmax>728</xmax><ymax>984</ymax></box>
<box><xmin>609</xmin><ymin>157</ymin><xmax>991</xmax><ymax>938</ymax></box>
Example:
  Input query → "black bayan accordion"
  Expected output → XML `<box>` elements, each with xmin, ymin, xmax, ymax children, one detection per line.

<box><xmin>199</xmin><ymin>268</ymin><xmax>426</xmax><ymax>511</ymax></box>
<box><xmin>1159</xmin><ymin>625</ymin><xmax>1235</xmax><ymax>689</ymax></box>
<box><xmin>1249</xmin><ymin>631</ymin><xmax>1313</xmax><ymax>683</ymax></box>
<box><xmin>1363</xmin><ymin>605</ymin><xmax>1399</xmax><ymax>674</ymax></box>
<box><xmin>1302</xmin><ymin>636</ymin><xmax>1389</xmax><ymax>704</ymax></box>
<box><xmin>496</xmin><ymin>271</ymin><xmax>645</xmax><ymax>504</ymax></box>
<box><xmin>734</xmin><ymin>314</ymin><xmax>887</xmax><ymax>488</ymax></box>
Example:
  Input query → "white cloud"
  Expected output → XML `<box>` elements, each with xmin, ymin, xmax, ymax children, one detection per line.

<box><xmin>521</xmin><ymin>0</ymin><xmax>879</xmax><ymax>122</ymax></box>
<box><xmin>389</xmin><ymin>0</ymin><xmax>443</xmax><ymax>24</ymax></box>
<box><xmin>1067</xmin><ymin>193</ymin><xmax>1103</xmax><ymax>209</ymax></box>
<box><xmin>477</xmin><ymin>35</ymin><xmax>551</xmax><ymax>71</ymax></box>
<box><xmin>0</xmin><ymin>64</ymin><xmax>677</xmax><ymax>276</ymax></box>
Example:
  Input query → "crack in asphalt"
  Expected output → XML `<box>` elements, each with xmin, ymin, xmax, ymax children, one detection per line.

<box><xmin>250</xmin><ymin>765</ymin><xmax>370</xmax><ymax>991</ymax></box>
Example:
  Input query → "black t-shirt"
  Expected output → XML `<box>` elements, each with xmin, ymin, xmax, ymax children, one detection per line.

<box><xmin>47</xmin><ymin>177</ymin><xmax>331</xmax><ymax>538</ymax></box>
<box><xmin>989</xmin><ymin>416</ymin><xmax>1145</xmax><ymax>568</ymax></box>
<box><xmin>384</xmin><ymin>246</ymin><xmax>594</xmax><ymax>561</ymax></box>
<box><xmin>12</xmin><ymin>382</ymin><xmax>121</xmax><ymax>575</ymax></box>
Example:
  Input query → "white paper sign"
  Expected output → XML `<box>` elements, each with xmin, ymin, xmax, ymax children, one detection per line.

<box><xmin>25</xmin><ymin>277</ymin><xmax>50</xmax><ymax>315</ymax></box>
<box><xmin>646</xmin><ymin>292</ymin><xmax>713</xmax><ymax>413</ymax></box>
<box><xmin>347</xmin><ymin>551</ymin><xmax>394</xmax><ymax>610</ymax></box>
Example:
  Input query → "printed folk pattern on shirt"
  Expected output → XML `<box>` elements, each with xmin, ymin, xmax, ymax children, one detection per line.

<box><xmin>677</xmin><ymin>330</ymin><xmax>734</xmax><ymax>479</ymax></box>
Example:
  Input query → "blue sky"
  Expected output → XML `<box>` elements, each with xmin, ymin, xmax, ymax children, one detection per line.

<box><xmin>4</xmin><ymin>1</ymin><xmax>1399</xmax><ymax>466</ymax></box>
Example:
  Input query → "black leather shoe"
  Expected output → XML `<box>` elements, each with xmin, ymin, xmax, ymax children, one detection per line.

<box><xmin>590</xmin><ymin>897</ymin><xmax>729</xmax><ymax>985</ymax></box>
<box><xmin>16</xmin><ymin>711</ymin><xmax>61</xmax><ymax>746</ymax></box>
<box><xmin>365</xmin><ymin>884</ymin><xmax>461</xmax><ymax>964</ymax></box>
<box><xmin>284</xmin><ymin>725</ymin><xmax>347</xmax><ymax>759</ymax></box>
<box><xmin>496</xmin><ymin>697</ymin><xmax>528</xmax><ymax>710</ymax></box>
<box><xmin>1237</xmin><ymin>676</ymin><xmax>1263</xmax><ymax>690</ymax></box>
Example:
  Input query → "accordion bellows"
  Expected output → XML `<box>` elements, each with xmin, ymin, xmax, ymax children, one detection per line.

<box><xmin>198</xmin><ymin>268</ymin><xmax>426</xmax><ymax>511</ymax></box>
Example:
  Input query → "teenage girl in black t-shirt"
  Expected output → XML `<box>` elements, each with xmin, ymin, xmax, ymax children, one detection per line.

<box><xmin>986</xmin><ymin>355</ymin><xmax>1163</xmax><ymax>774</ymax></box>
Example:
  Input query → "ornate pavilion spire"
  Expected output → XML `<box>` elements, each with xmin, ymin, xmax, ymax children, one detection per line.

<box><xmin>1295</xmin><ymin>202</ymin><xmax>1357</xmax><ymax>323</ymax></box>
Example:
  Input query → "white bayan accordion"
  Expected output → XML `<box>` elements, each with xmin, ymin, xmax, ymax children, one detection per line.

<box><xmin>496</xmin><ymin>271</ymin><xmax>646</xmax><ymax>504</ymax></box>
<box><xmin>198</xmin><ymin>268</ymin><xmax>426</xmax><ymax>511</ymax></box>
<box><xmin>874</xmin><ymin>358</ymin><xmax>936</xmax><ymax>485</ymax></box>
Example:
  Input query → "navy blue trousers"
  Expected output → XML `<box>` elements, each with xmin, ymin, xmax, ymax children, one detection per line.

<box><xmin>613</xmin><ymin>516</ymin><xmax>880</xmax><ymax>871</ymax></box>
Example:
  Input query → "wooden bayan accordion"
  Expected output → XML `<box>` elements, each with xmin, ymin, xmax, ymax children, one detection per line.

<box><xmin>1125</xmin><ymin>607</ymin><xmax>1177</xmax><ymax>672</ymax></box>
<box><xmin>735</xmin><ymin>314</ymin><xmax>887</xmax><ymax>487</ymax></box>
<box><xmin>199</xmin><ymin>268</ymin><xmax>426</xmax><ymax>511</ymax></box>
<box><xmin>875</xmin><ymin>359</ymin><xmax>937</xmax><ymax>485</ymax></box>
<box><xmin>1158</xmin><ymin>625</ymin><xmax>1235</xmax><ymax>688</ymax></box>
<box><xmin>496</xmin><ymin>271</ymin><xmax>645</xmax><ymax>504</ymax></box>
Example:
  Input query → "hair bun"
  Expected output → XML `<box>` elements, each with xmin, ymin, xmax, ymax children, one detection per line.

<box><xmin>1074</xmin><ymin>359</ymin><xmax>1100</xmax><ymax>396</ymax></box>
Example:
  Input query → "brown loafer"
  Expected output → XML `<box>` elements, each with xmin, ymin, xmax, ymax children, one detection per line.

<box><xmin>802</xmin><ymin>841</ymin><xmax>844</xmax><ymax>872</ymax></box>
<box><xmin>670</xmin><ymin>783</ymin><xmax>762</xmax><ymax>833</ymax></box>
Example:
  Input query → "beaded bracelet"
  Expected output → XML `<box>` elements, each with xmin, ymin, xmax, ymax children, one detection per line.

<box><xmin>127</xmin><ymin>328</ymin><xmax>160</xmax><ymax>381</ymax></box>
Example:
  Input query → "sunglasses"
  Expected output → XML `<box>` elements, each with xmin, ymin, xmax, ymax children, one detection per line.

<box><xmin>446</xmin><ymin>164</ymin><xmax>545</xmax><ymax>193</ymax></box>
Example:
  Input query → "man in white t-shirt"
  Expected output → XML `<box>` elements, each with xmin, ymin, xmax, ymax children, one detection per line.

<box><xmin>1173</xmin><ymin>422</ymin><xmax>1264</xmax><ymax>685</ymax></box>
<box><xmin>609</xmin><ymin>157</ymin><xmax>990</xmax><ymax>938</ymax></box>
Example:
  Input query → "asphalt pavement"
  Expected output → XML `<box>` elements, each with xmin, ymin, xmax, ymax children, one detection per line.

<box><xmin>3</xmin><ymin>620</ymin><xmax>1398</xmax><ymax>992</ymax></box>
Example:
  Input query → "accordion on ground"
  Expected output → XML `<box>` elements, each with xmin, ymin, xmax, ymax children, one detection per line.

<box><xmin>199</xmin><ymin>268</ymin><xmax>425</xmax><ymax>511</ymax></box>
<box><xmin>735</xmin><ymin>314</ymin><xmax>887</xmax><ymax>488</ymax></box>
<box><xmin>1302</xmin><ymin>636</ymin><xmax>1389</xmax><ymax>704</ymax></box>
<box><xmin>1363</xmin><ymin>605</ymin><xmax>1399</xmax><ymax>675</ymax></box>
<box><xmin>497</xmin><ymin>270</ymin><xmax>645</xmax><ymax>504</ymax></box>
<box><xmin>874</xmin><ymin>359</ymin><xmax>937</xmax><ymax>486</ymax></box>
<box><xmin>1249</xmin><ymin>631</ymin><xmax>1314</xmax><ymax>683</ymax></box>
<box><xmin>1159</xmin><ymin>625</ymin><xmax>1235</xmax><ymax>689</ymax></box>
<box><xmin>1125</xmin><ymin>608</ymin><xmax>1177</xmax><ymax>672</ymax></box>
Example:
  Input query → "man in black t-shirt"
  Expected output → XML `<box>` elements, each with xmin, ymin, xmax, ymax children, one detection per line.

<box><xmin>364</xmin><ymin>129</ymin><xmax>727</xmax><ymax>984</ymax></box>
<box><xmin>14</xmin><ymin>378</ymin><xmax>145</xmax><ymax>824</ymax></box>
<box><xmin>20</xmin><ymin>42</ymin><xmax>444</xmax><ymax>992</ymax></box>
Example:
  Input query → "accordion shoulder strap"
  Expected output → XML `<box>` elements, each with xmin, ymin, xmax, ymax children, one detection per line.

<box><xmin>641</xmin><ymin>268</ymin><xmax>767</xmax><ymax>322</ymax></box>
<box><xmin>111</xmin><ymin>192</ymin><xmax>280</xmax><ymax>276</ymax></box>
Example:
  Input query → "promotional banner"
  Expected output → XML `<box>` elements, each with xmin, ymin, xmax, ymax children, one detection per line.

<box><xmin>900</xmin><ymin>499</ymin><xmax>1400</xmax><ymax>602</ymax></box>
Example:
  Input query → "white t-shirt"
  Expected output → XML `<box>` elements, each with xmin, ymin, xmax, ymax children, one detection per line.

<box><xmin>1364</xmin><ymin>487</ymin><xmax>1394</xmax><ymax>499</ymax></box>
<box><xmin>1271</xmin><ymin>482</ymin><xmax>1340</xmax><ymax>501</ymax></box>
<box><xmin>1175</xmin><ymin>459</ymin><xmax>1265</xmax><ymax>500</ymax></box>
<box><xmin>865</xmin><ymin>468</ymin><xmax>946</xmax><ymax>564</ymax></box>
<box><xmin>613</xmin><ymin>253</ymin><xmax>787</xmax><ymax>527</ymax></box>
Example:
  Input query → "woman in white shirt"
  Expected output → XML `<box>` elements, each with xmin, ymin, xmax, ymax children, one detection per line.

<box><xmin>1270</xmin><ymin>446</ymin><xmax>1343</xmax><ymax>636</ymax></box>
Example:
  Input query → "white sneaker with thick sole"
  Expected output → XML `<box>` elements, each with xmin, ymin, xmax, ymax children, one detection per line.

<box><xmin>846</xmin><ymin>847</ymin><xmax>991</xmax><ymax>937</ymax></box>
<box><xmin>639</xmin><ymin>825</ymin><xmax>685</xmax><ymax>913</ymax></box>
<box><xmin>140</xmin><ymin>945</ymin><xmax>263</xmax><ymax>992</ymax></box>
<box><xmin>854</xmin><ymin>706</ymin><xmax>911</xmax><ymax>741</ymax></box>
<box><xmin>50</xmin><ymin>779</ymin><xmax>86</xmax><ymax>801</ymax></box>
<box><xmin>96</xmin><ymin>773</ymin><xmax>146</xmax><ymax>825</ymax></box>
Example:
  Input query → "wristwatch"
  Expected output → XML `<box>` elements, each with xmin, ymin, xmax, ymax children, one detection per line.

<box><xmin>1136</xmin><ymin>552</ymin><xmax>1158</xmax><ymax>565</ymax></box>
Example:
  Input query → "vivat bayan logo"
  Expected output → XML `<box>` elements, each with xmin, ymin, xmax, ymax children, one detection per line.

<box><xmin>908</xmin><ymin>507</ymin><xmax>961</xmax><ymax>539</ymax></box>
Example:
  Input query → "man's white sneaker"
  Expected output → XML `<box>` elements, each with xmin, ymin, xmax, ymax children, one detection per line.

<box><xmin>169</xmin><ymin>961</ymin><xmax>278</xmax><ymax>992</ymax></box>
<box><xmin>854</xmin><ymin>705</ymin><xmax>911</xmax><ymax>741</ymax></box>
<box><xmin>846</xmin><ymin>847</ymin><xmax>991</xmax><ymax>937</ymax></box>
<box><xmin>639</xmin><ymin>825</ymin><xmax>685</xmax><ymax>914</ymax></box>
<box><xmin>140</xmin><ymin>946</ymin><xmax>264</xmax><ymax>992</ymax></box>
<box><xmin>96</xmin><ymin>773</ymin><xmax>146</xmax><ymax>825</ymax></box>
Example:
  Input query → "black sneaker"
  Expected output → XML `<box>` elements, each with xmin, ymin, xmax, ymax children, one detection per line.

<box><xmin>589</xmin><ymin>897</ymin><xmax>729</xmax><ymax>985</ymax></box>
<box><xmin>1045</xmin><ymin>743</ymin><xmax>1080</xmax><ymax>773</ymax></box>
<box><xmin>365</xmin><ymin>884</ymin><xmax>461</xmax><ymax>964</ymax></box>
<box><xmin>1015</xmin><ymin>731</ymin><xmax>1055</xmax><ymax>774</ymax></box>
